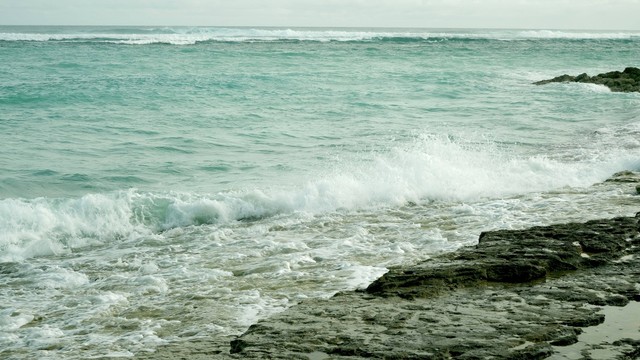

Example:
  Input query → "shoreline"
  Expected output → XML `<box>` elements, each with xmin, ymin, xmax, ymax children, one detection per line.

<box><xmin>228</xmin><ymin>171</ymin><xmax>640</xmax><ymax>359</ymax></box>
<box><xmin>553</xmin><ymin>301</ymin><xmax>640</xmax><ymax>359</ymax></box>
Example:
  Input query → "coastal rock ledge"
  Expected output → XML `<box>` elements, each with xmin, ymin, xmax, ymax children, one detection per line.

<box><xmin>534</xmin><ymin>67</ymin><xmax>640</xmax><ymax>92</ymax></box>
<box><xmin>230</xmin><ymin>173</ymin><xmax>640</xmax><ymax>359</ymax></box>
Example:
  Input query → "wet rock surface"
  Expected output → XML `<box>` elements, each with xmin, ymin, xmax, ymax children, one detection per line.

<box><xmin>534</xmin><ymin>67</ymin><xmax>640</xmax><ymax>92</ymax></box>
<box><xmin>230</xmin><ymin>173</ymin><xmax>640</xmax><ymax>359</ymax></box>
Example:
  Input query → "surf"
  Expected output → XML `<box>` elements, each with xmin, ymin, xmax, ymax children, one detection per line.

<box><xmin>2</xmin><ymin>132</ymin><xmax>637</xmax><ymax>262</ymax></box>
<box><xmin>1</xmin><ymin>26</ymin><xmax>639</xmax><ymax>45</ymax></box>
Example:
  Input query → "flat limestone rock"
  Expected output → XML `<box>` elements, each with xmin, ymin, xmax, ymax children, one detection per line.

<box><xmin>231</xmin><ymin>212</ymin><xmax>640</xmax><ymax>359</ymax></box>
<box><xmin>534</xmin><ymin>67</ymin><xmax>640</xmax><ymax>92</ymax></box>
<box><xmin>140</xmin><ymin>172</ymin><xmax>640</xmax><ymax>359</ymax></box>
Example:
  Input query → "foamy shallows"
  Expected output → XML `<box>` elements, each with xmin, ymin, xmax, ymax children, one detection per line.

<box><xmin>1</xmin><ymin>25</ymin><xmax>640</xmax><ymax>359</ymax></box>
<box><xmin>1</xmin><ymin>147</ymin><xmax>638</xmax><ymax>358</ymax></box>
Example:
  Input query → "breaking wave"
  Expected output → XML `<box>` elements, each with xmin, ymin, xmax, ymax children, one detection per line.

<box><xmin>2</xmin><ymin>134</ymin><xmax>637</xmax><ymax>262</ymax></box>
<box><xmin>1</xmin><ymin>27</ymin><xmax>639</xmax><ymax>45</ymax></box>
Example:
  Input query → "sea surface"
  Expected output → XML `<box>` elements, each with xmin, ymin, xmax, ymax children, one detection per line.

<box><xmin>1</xmin><ymin>26</ymin><xmax>639</xmax><ymax>359</ymax></box>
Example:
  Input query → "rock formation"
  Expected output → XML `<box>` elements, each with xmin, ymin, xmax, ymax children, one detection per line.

<box><xmin>534</xmin><ymin>67</ymin><xmax>640</xmax><ymax>92</ymax></box>
<box><xmin>230</xmin><ymin>172</ymin><xmax>640</xmax><ymax>359</ymax></box>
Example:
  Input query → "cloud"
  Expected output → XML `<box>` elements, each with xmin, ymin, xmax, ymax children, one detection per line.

<box><xmin>0</xmin><ymin>0</ymin><xmax>639</xmax><ymax>29</ymax></box>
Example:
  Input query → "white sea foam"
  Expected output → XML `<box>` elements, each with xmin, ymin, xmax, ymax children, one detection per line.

<box><xmin>87</xmin><ymin>292</ymin><xmax>130</xmax><ymax>314</ymax></box>
<box><xmin>1</xmin><ymin>27</ymin><xmax>638</xmax><ymax>44</ymax></box>
<box><xmin>130</xmin><ymin>275</ymin><xmax>169</xmax><ymax>294</ymax></box>
<box><xmin>34</xmin><ymin>266</ymin><xmax>89</xmax><ymax>289</ymax></box>
<box><xmin>0</xmin><ymin>192</ymin><xmax>149</xmax><ymax>262</ymax></box>
<box><xmin>575</xmin><ymin>82</ymin><xmax>613</xmax><ymax>93</ymax></box>
<box><xmin>1</xmin><ymin>133</ymin><xmax>638</xmax><ymax>261</ymax></box>
<box><xmin>517</xmin><ymin>29</ymin><xmax>639</xmax><ymax>40</ymax></box>
<box><xmin>273</xmin><ymin>134</ymin><xmax>636</xmax><ymax>210</ymax></box>
<box><xmin>21</xmin><ymin>325</ymin><xmax>65</xmax><ymax>350</ymax></box>
<box><xmin>0</xmin><ymin>309</ymin><xmax>34</xmax><ymax>331</ymax></box>
<box><xmin>342</xmin><ymin>264</ymin><xmax>389</xmax><ymax>290</ymax></box>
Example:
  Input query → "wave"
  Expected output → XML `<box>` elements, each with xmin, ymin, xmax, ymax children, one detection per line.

<box><xmin>2</xmin><ymin>134</ymin><xmax>638</xmax><ymax>262</ymax></box>
<box><xmin>516</xmin><ymin>29</ymin><xmax>640</xmax><ymax>40</ymax></box>
<box><xmin>1</xmin><ymin>27</ymin><xmax>639</xmax><ymax>45</ymax></box>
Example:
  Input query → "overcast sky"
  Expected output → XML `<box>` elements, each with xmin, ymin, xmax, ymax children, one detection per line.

<box><xmin>1</xmin><ymin>0</ymin><xmax>639</xmax><ymax>30</ymax></box>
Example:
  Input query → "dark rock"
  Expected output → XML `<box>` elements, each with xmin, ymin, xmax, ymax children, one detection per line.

<box><xmin>534</xmin><ymin>67</ymin><xmax>640</xmax><ymax>92</ymax></box>
<box><xmin>574</xmin><ymin>73</ymin><xmax>591</xmax><ymax>82</ymax></box>
<box><xmin>229</xmin><ymin>339</ymin><xmax>247</xmax><ymax>354</ymax></box>
<box><xmin>562</xmin><ymin>313</ymin><xmax>606</xmax><ymax>327</ymax></box>
<box><xmin>366</xmin><ymin>216</ymin><xmax>638</xmax><ymax>299</ymax></box>
<box><xmin>606</xmin><ymin>170</ymin><xmax>640</xmax><ymax>183</ymax></box>
<box><xmin>533</xmin><ymin>74</ymin><xmax>575</xmax><ymax>85</ymax></box>
<box><xmin>525</xmin><ymin>326</ymin><xmax>582</xmax><ymax>345</ymax></box>
<box><xmin>549</xmin><ymin>335</ymin><xmax>579</xmax><ymax>347</ymax></box>
<box><xmin>484</xmin><ymin>261</ymin><xmax>548</xmax><ymax>283</ymax></box>
<box><xmin>327</xmin><ymin>346</ymin><xmax>376</xmax><ymax>357</ymax></box>
<box><xmin>612</xmin><ymin>338</ymin><xmax>640</xmax><ymax>359</ymax></box>
<box><xmin>230</xmin><ymin>213</ymin><xmax>640</xmax><ymax>359</ymax></box>
<box><xmin>508</xmin><ymin>344</ymin><xmax>554</xmax><ymax>360</ymax></box>
<box><xmin>613</xmin><ymin>338</ymin><xmax>640</xmax><ymax>347</ymax></box>
<box><xmin>624</xmin><ymin>66</ymin><xmax>640</xmax><ymax>76</ymax></box>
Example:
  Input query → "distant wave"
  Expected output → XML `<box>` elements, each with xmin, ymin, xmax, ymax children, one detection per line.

<box><xmin>516</xmin><ymin>29</ymin><xmax>640</xmax><ymax>39</ymax></box>
<box><xmin>1</xmin><ymin>27</ymin><xmax>638</xmax><ymax>45</ymax></box>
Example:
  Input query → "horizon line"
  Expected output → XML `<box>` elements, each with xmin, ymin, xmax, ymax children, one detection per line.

<box><xmin>1</xmin><ymin>25</ymin><xmax>640</xmax><ymax>32</ymax></box>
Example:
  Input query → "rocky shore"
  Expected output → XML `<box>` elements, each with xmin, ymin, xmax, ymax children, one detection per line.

<box><xmin>230</xmin><ymin>171</ymin><xmax>640</xmax><ymax>359</ymax></box>
<box><xmin>534</xmin><ymin>67</ymin><xmax>640</xmax><ymax>92</ymax></box>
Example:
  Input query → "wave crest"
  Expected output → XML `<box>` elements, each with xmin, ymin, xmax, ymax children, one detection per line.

<box><xmin>1</xmin><ymin>27</ymin><xmax>638</xmax><ymax>45</ymax></box>
<box><xmin>3</xmin><ymin>133</ymin><xmax>638</xmax><ymax>262</ymax></box>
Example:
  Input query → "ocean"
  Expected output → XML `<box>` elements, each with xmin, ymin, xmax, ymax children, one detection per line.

<box><xmin>1</xmin><ymin>26</ymin><xmax>639</xmax><ymax>359</ymax></box>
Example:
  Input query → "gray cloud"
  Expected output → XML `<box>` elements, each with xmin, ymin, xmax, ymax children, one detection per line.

<box><xmin>1</xmin><ymin>0</ymin><xmax>639</xmax><ymax>29</ymax></box>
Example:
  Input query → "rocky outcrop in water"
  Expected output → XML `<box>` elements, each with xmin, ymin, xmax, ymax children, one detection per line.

<box><xmin>534</xmin><ymin>67</ymin><xmax>640</xmax><ymax>92</ymax></box>
<box><xmin>230</xmin><ymin>172</ymin><xmax>640</xmax><ymax>359</ymax></box>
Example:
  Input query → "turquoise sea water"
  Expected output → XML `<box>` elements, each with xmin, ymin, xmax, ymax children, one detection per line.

<box><xmin>1</xmin><ymin>26</ymin><xmax>640</xmax><ymax>358</ymax></box>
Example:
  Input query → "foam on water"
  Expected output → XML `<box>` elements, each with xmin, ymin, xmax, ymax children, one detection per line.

<box><xmin>2</xmin><ymin>133</ymin><xmax>637</xmax><ymax>262</ymax></box>
<box><xmin>34</xmin><ymin>266</ymin><xmax>89</xmax><ymax>289</ymax></box>
<box><xmin>2</xmin><ymin>176</ymin><xmax>638</xmax><ymax>359</ymax></box>
<box><xmin>0</xmin><ymin>192</ymin><xmax>149</xmax><ymax>262</ymax></box>
<box><xmin>517</xmin><ymin>29</ymin><xmax>640</xmax><ymax>40</ymax></box>
<box><xmin>0</xmin><ymin>309</ymin><xmax>34</xmax><ymax>332</ymax></box>
<box><xmin>1</xmin><ymin>27</ymin><xmax>639</xmax><ymax>44</ymax></box>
